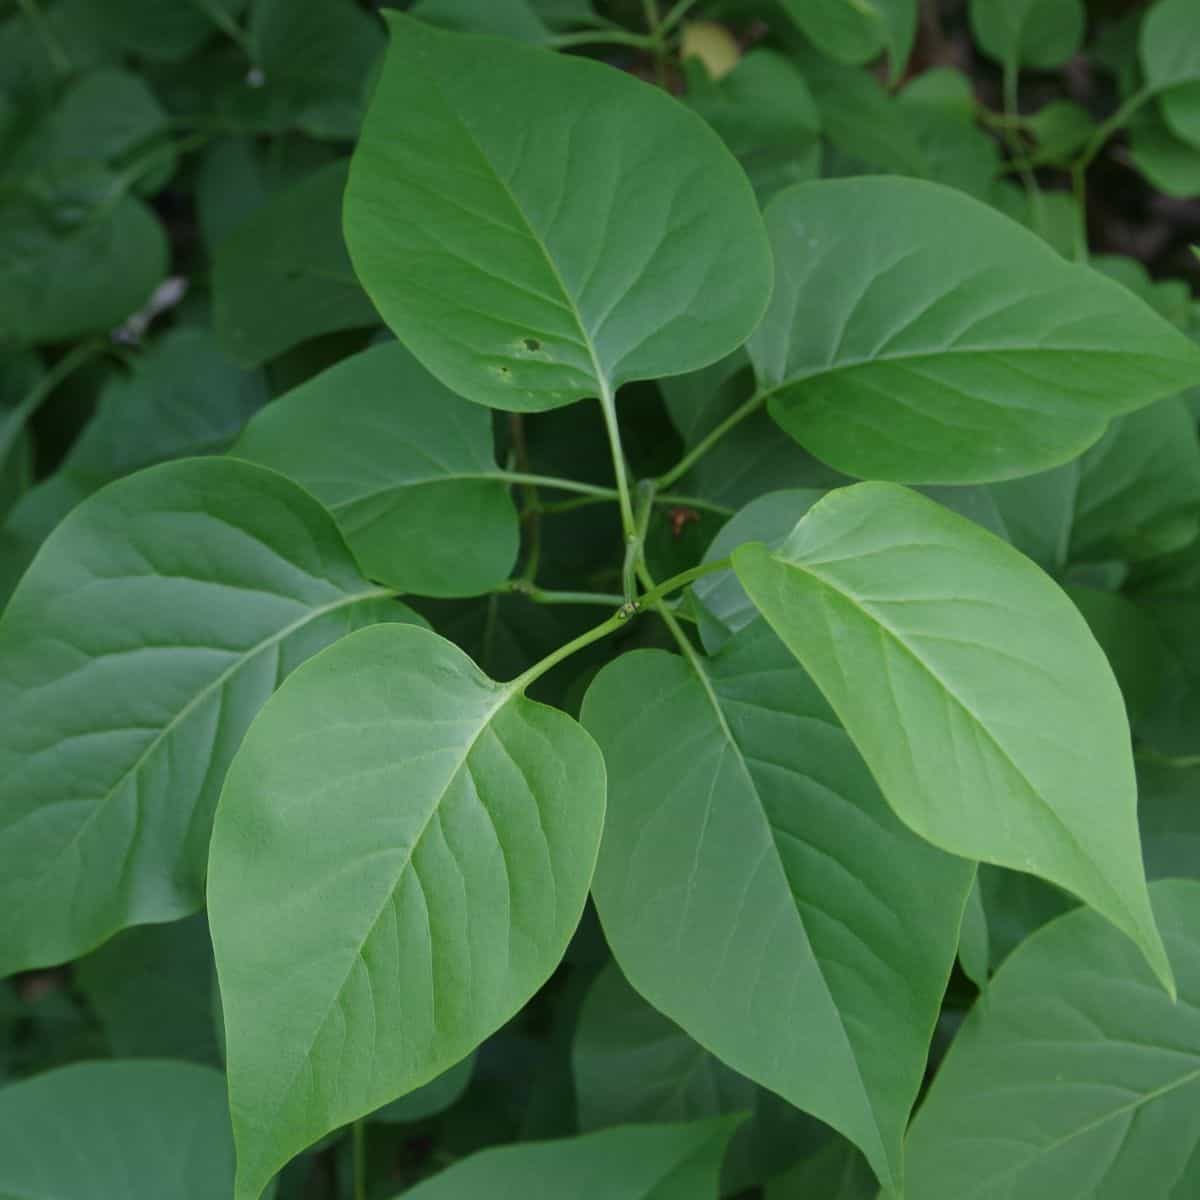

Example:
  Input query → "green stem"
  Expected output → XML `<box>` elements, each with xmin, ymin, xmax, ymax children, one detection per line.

<box><xmin>537</xmin><ymin>491</ymin><xmax>734</xmax><ymax>518</ymax></box>
<box><xmin>0</xmin><ymin>340</ymin><xmax>109</xmax><ymax>465</ymax></box>
<box><xmin>508</xmin><ymin>558</ymin><xmax>732</xmax><ymax>693</ymax></box>
<box><xmin>1077</xmin><ymin>86</ymin><xmax>1154</xmax><ymax>172</ymax></box>
<box><xmin>1070</xmin><ymin>160</ymin><xmax>1089</xmax><ymax>263</ymax></box>
<box><xmin>1002</xmin><ymin>62</ymin><xmax>1046</xmax><ymax>240</ymax></box>
<box><xmin>17</xmin><ymin>0</ymin><xmax>69</xmax><ymax>73</ymax></box>
<box><xmin>658</xmin><ymin>0</ymin><xmax>700</xmax><ymax>36</ymax></box>
<box><xmin>597</xmin><ymin>379</ymin><xmax>638</xmax><ymax>541</ymax></box>
<box><xmin>655</xmin><ymin>391</ymin><xmax>766</xmax><ymax>491</ymax></box>
<box><xmin>352</xmin><ymin>1120</ymin><xmax>366</xmax><ymax>1200</ymax></box>
<box><xmin>499</xmin><ymin>472</ymin><xmax>618</xmax><ymax>500</ymax></box>
<box><xmin>546</xmin><ymin>29</ymin><xmax>658</xmax><ymax>50</ymax></box>
<box><xmin>1135</xmin><ymin>749</ymin><xmax>1200</xmax><ymax>770</ymax></box>
<box><xmin>189</xmin><ymin>0</ymin><xmax>253</xmax><ymax>56</ymax></box>
<box><xmin>497</xmin><ymin>582</ymin><xmax>625</xmax><ymax>607</ymax></box>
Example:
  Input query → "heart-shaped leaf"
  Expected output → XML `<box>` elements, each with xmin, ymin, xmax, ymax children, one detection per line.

<box><xmin>343</xmin><ymin>15</ymin><xmax>771</xmax><ymax>412</ymax></box>
<box><xmin>208</xmin><ymin>622</ymin><xmax>605</xmax><ymax>1199</ymax></box>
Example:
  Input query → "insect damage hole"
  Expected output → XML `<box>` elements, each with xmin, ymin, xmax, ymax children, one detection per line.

<box><xmin>522</xmin><ymin>337</ymin><xmax>541</xmax><ymax>351</ymax></box>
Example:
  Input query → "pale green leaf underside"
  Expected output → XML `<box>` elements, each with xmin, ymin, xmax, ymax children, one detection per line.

<box><xmin>748</xmin><ymin>178</ymin><xmax>1200</xmax><ymax>484</ymax></box>
<box><xmin>232</xmin><ymin>342</ymin><xmax>519</xmax><ymax>597</ymax></box>
<box><xmin>906</xmin><ymin>879</ymin><xmax>1200</xmax><ymax>1199</ymax></box>
<box><xmin>0</xmin><ymin>457</ymin><xmax>414</xmax><ymax>976</ymax></box>
<box><xmin>208</xmin><ymin>622</ymin><xmax>605</xmax><ymax>1200</ymax></box>
<box><xmin>388</xmin><ymin>1118</ymin><xmax>741</xmax><ymax>1200</ymax></box>
<box><xmin>732</xmin><ymin>482</ymin><xmax>1172</xmax><ymax>992</ymax></box>
<box><xmin>0</xmin><ymin>1061</ymin><xmax>237</xmax><ymax>1198</ymax></box>
<box><xmin>343</xmin><ymin>14</ymin><xmax>771</xmax><ymax>412</ymax></box>
<box><xmin>582</xmin><ymin>622</ymin><xmax>973</xmax><ymax>1192</ymax></box>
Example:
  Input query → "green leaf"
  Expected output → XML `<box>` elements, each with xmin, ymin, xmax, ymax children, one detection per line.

<box><xmin>968</xmin><ymin>0</ymin><xmax>1085</xmax><ymax>71</ymax></box>
<box><xmin>1142</xmin><ymin>0</ymin><xmax>1200</xmax><ymax>149</ymax></box>
<box><xmin>0</xmin><ymin>457</ymin><xmax>417</xmax><ymax>975</ymax></box>
<box><xmin>76</xmin><ymin>912</ymin><xmax>220</xmax><ymax>1063</ymax></box>
<box><xmin>214</xmin><ymin>160</ymin><xmax>380</xmax><ymax>367</ymax></box>
<box><xmin>685</xmin><ymin>50</ymin><xmax>823</xmax><ymax>200</ymax></box>
<box><xmin>1137</xmin><ymin>761</ymin><xmax>1200</xmax><ymax>881</ymax></box>
<box><xmin>777</xmin><ymin>0</ymin><xmax>885</xmax><ymax>67</ymax></box>
<box><xmin>732</xmin><ymin>482</ymin><xmax>1173</xmax><ymax>991</ymax></box>
<box><xmin>1129</xmin><ymin>107</ymin><xmax>1200</xmax><ymax>199</ymax></box>
<box><xmin>0</xmin><ymin>194</ymin><xmax>167</xmax><ymax>347</ymax></box>
<box><xmin>409</xmin><ymin>0</ymin><xmax>553</xmax><ymax>41</ymax></box>
<box><xmin>249</xmin><ymin>0</ymin><xmax>385</xmax><ymax>139</ymax></box>
<box><xmin>92</xmin><ymin>0</ymin><xmax>244</xmax><ymax>61</ymax></box>
<box><xmin>384</xmin><ymin>1119</ymin><xmax>740</xmax><ymax>1200</ymax></box>
<box><xmin>7</xmin><ymin>327</ymin><xmax>267</xmax><ymax>545</ymax></box>
<box><xmin>208</xmin><ymin>622</ymin><xmax>606</xmax><ymax>1199</ymax></box>
<box><xmin>765</xmin><ymin>1140</ymin><xmax>878</xmax><ymax>1200</ymax></box>
<box><xmin>905</xmin><ymin>879</ymin><xmax>1200</xmax><ymax>1199</ymax></box>
<box><xmin>1068</xmin><ymin>398</ymin><xmax>1200</xmax><ymax>563</ymax></box>
<box><xmin>232</xmin><ymin>342</ymin><xmax>519</xmax><ymax>597</ymax></box>
<box><xmin>372</xmin><ymin>1054</ymin><xmax>477</xmax><ymax>1123</ymax></box>
<box><xmin>582</xmin><ymin>621</ymin><xmax>973</xmax><ymax>1192</ymax></box>
<box><xmin>0</xmin><ymin>1061</ymin><xmax>238</xmax><ymax>1198</ymax></box>
<box><xmin>749</xmin><ymin>179</ymin><xmax>1200</xmax><ymax>484</ymax></box>
<box><xmin>573</xmin><ymin>962</ymin><xmax>823</xmax><ymax>1192</ymax></box>
<box><xmin>343</xmin><ymin>14</ymin><xmax>771</xmax><ymax>412</ymax></box>
<box><xmin>691</xmin><ymin>488</ymin><xmax>826</xmax><ymax>652</ymax></box>
<box><xmin>957</xmin><ymin>873</ymin><xmax>990</xmax><ymax>988</ymax></box>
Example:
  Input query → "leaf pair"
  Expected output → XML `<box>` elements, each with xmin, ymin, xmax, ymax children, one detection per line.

<box><xmin>343</xmin><ymin>16</ymin><xmax>1200</xmax><ymax>485</ymax></box>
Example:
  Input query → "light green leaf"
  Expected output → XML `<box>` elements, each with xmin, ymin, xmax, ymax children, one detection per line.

<box><xmin>906</xmin><ymin>880</ymin><xmax>1200</xmax><ymax>1199</ymax></box>
<box><xmin>208</xmin><ymin>622</ymin><xmax>606</xmax><ymax>1200</ymax></box>
<box><xmin>0</xmin><ymin>1061</ymin><xmax>238</xmax><ymax>1198</ymax></box>
<box><xmin>386</xmin><ymin>1119</ymin><xmax>740</xmax><ymax>1200</ymax></box>
<box><xmin>573</xmin><ymin>962</ymin><xmax>823</xmax><ymax>1192</ymax></box>
<box><xmin>968</xmin><ymin>0</ymin><xmax>1085</xmax><ymax>71</ymax></box>
<box><xmin>372</xmin><ymin>1053</ymin><xmax>476</xmax><ymax>1123</ymax></box>
<box><xmin>7</xmin><ymin>327</ymin><xmax>267</xmax><ymax>545</ymax></box>
<box><xmin>686</xmin><ymin>50</ymin><xmax>823</xmax><ymax>200</ymax></box>
<box><xmin>343</xmin><ymin>15</ymin><xmax>771</xmax><ymax>412</ymax></box>
<box><xmin>76</xmin><ymin>913</ymin><xmax>220</xmax><ymax>1063</ymax></box>
<box><xmin>0</xmin><ymin>457</ymin><xmax>417</xmax><ymax>975</ymax></box>
<box><xmin>749</xmin><ymin>179</ymin><xmax>1200</xmax><ymax>484</ymax></box>
<box><xmin>214</xmin><ymin>160</ymin><xmax>380</xmax><ymax>367</ymax></box>
<box><xmin>232</xmin><ymin>342</ymin><xmax>519</xmax><ymax>597</ymax></box>
<box><xmin>732</xmin><ymin>482</ymin><xmax>1173</xmax><ymax>991</ymax></box>
<box><xmin>582</xmin><ymin>621</ymin><xmax>973</xmax><ymax>1192</ymax></box>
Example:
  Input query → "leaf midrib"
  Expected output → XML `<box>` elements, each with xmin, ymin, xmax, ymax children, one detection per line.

<box><xmin>672</xmin><ymin>649</ymin><xmax>892</xmax><ymax>1181</ymax></box>
<box><xmin>32</xmin><ymin>585</ymin><xmax>392</xmax><ymax>892</ymax></box>
<box><xmin>780</xmin><ymin>553</ymin><xmax>1139</xmax><ymax>933</ymax></box>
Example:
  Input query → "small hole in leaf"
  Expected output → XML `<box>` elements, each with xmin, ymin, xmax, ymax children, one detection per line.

<box><xmin>523</xmin><ymin>338</ymin><xmax>541</xmax><ymax>352</ymax></box>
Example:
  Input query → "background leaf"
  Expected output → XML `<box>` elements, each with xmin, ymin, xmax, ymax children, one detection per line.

<box><xmin>0</xmin><ymin>457</ymin><xmax>415</xmax><ymax>975</ymax></box>
<box><xmin>906</xmin><ymin>879</ymin><xmax>1200</xmax><ymax>1199</ymax></box>
<box><xmin>232</xmin><ymin>341</ymin><xmax>519</xmax><ymax>597</ymax></box>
